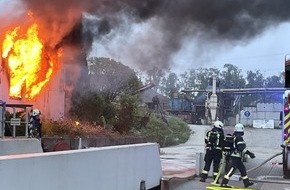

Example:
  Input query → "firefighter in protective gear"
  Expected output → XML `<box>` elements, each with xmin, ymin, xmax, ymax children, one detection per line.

<box><xmin>220</xmin><ymin>123</ymin><xmax>255</xmax><ymax>188</ymax></box>
<box><xmin>200</xmin><ymin>120</ymin><xmax>225</xmax><ymax>183</ymax></box>
<box><xmin>29</xmin><ymin>109</ymin><xmax>42</xmax><ymax>138</ymax></box>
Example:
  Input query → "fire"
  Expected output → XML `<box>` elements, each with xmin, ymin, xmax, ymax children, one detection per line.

<box><xmin>75</xmin><ymin>121</ymin><xmax>80</xmax><ymax>126</ymax></box>
<box><xmin>1</xmin><ymin>21</ymin><xmax>61</xmax><ymax>99</ymax></box>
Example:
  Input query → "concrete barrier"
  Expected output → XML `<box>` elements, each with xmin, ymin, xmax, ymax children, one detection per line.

<box><xmin>41</xmin><ymin>136</ymin><xmax>148</xmax><ymax>151</ymax></box>
<box><xmin>0</xmin><ymin>142</ymin><xmax>162</xmax><ymax>190</ymax></box>
<box><xmin>196</xmin><ymin>152</ymin><xmax>214</xmax><ymax>177</ymax></box>
<box><xmin>0</xmin><ymin>138</ymin><xmax>43</xmax><ymax>155</ymax></box>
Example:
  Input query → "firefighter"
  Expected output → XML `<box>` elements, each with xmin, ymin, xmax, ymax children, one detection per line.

<box><xmin>200</xmin><ymin>120</ymin><xmax>225</xmax><ymax>183</ymax></box>
<box><xmin>222</xmin><ymin>133</ymin><xmax>235</xmax><ymax>174</ymax></box>
<box><xmin>29</xmin><ymin>109</ymin><xmax>42</xmax><ymax>138</ymax></box>
<box><xmin>220</xmin><ymin>123</ymin><xmax>255</xmax><ymax>188</ymax></box>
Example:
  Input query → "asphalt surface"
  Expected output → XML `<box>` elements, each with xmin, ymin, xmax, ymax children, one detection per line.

<box><xmin>160</xmin><ymin>124</ymin><xmax>290</xmax><ymax>190</ymax></box>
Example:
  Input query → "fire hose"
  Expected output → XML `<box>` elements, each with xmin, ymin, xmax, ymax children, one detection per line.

<box><xmin>246</xmin><ymin>151</ymin><xmax>290</xmax><ymax>184</ymax></box>
<box><xmin>247</xmin><ymin>152</ymin><xmax>282</xmax><ymax>173</ymax></box>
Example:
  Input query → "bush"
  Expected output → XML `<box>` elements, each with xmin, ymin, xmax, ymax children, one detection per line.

<box><xmin>138</xmin><ymin>115</ymin><xmax>191</xmax><ymax>147</ymax></box>
<box><xmin>114</xmin><ymin>95</ymin><xmax>139</xmax><ymax>133</ymax></box>
<box><xmin>69</xmin><ymin>92</ymin><xmax>116</xmax><ymax>125</ymax></box>
<box><xmin>41</xmin><ymin>113</ymin><xmax>191</xmax><ymax>148</ymax></box>
<box><xmin>42</xmin><ymin>119</ymin><xmax>120</xmax><ymax>138</ymax></box>
<box><xmin>168</xmin><ymin>116</ymin><xmax>192</xmax><ymax>143</ymax></box>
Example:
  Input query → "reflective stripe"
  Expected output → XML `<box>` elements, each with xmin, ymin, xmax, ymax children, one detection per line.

<box><xmin>202</xmin><ymin>170</ymin><xmax>209</xmax><ymax>174</ymax></box>
<box><xmin>206</xmin><ymin>131</ymin><xmax>222</xmax><ymax>148</ymax></box>
<box><xmin>242</xmin><ymin>148</ymin><xmax>248</xmax><ymax>154</ymax></box>
<box><xmin>207</xmin><ymin>147</ymin><xmax>222</xmax><ymax>150</ymax></box>
<box><xmin>231</xmin><ymin>154</ymin><xmax>241</xmax><ymax>158</ymax></box>
<box><xmin>286</xmin><ymin>110</ymin><xmax>290</xmax><ymax>121</ymax></box>
<box><xmin>225</xmin><ymin>168</ymin><xmax>234</xmax><ymax>179</ymax></box>
<box><xmin>284</xmin><ymin>110</ymin><xmax>290</xmax><ymax>144</ymax></box>
<box><xmin>231</xmin><ymin>150</ymin><xmax>242</xmax><ymax>158</ymax></box>
<box><xmin>241</xmin><ymin>176</ymin><xmax>248</xmax><ymax>180</ymax></box>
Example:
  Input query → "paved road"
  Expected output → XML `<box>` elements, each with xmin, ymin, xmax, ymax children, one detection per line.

<box><xmin>160</xmin><ymin>124</ymin><xmax>290</xmax><ymax>190</ymax></box>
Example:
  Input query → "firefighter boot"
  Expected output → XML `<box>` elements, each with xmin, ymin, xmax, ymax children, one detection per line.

<box><xmin>243</xmin><ymin>178</ymin><xmax>254</xmax><ymax>188</ymax></box>
<box><xmin>220</xmin><ymin>178</ymin><xmax>232</xmax><ymax>188</ymax></box>
<box><xmin>200</xmin><ymin>173</ymin><xmax>207</xmax><ymax>182</ymax></box>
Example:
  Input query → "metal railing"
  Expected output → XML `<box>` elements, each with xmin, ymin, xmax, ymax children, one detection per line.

<box><xmin>0</xmin><ymin>102</ymin><xmax>33</xmax><ymax>138</ymax></box>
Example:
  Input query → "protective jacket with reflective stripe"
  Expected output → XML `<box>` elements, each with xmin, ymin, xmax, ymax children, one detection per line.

<box><xmin>231</xmin><ymin>135</ymin><xmax>248</xmax><ymax>158</ymax></box>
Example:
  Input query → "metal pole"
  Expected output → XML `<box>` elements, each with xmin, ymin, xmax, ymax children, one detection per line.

<box><xmin>1</xmin><ymin>101</ymin><xmax>5</xmax><ymax>138</ymax></box>
<box><xmin>25</xmin><ymin>107</ymin><xmax>29</xmax><ymax>138</ymax></box>
<box><xmin>12</xmin><ymin>107</ymin><xmax>16</xmax><ymax>137</ymax></box>
<box><xmin>3</xmin><ymin>102</ymin><xmax>5</xmax><ymax>138</ymax></box>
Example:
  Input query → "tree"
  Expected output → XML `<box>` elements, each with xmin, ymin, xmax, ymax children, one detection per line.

<box><xmin>265</xmin><ymin>73</ymin><xmax>284</xmax><ymax>88</ymax></box>
<box><xmin>70</xmin><ymin>57</ymin><xmax>141</xmax><ymax>130</ymax></box>
<box><xmin>220</xmin><ymin>64</ymin><xmax>245</xmax><ymax>89</ymax></box>
<box><xmin>196</xmin><ymin>68</ymin><xmax>220</xmax><ymax>89</ymax></box>
<box><xmin>242</xmin><ymin>70</ymin><xmax>265</xmax><ymax>106</ymax></box>
<box><xmin>160</xmin><ymin>72</ymin><xmax>181</xmax><ymax>98</ymax></box>
<box><xmin>145</xmin><ymin>66</ymin><xmax>165</xmax><ymax>91</ymax></box>
<box><xmin>180</xmin><ymin>70</ymin><xmax>195</xmax><ymax>90</ymax></box>
<box><xmin>245</xmin><ymin>70</ymin><xmax>264</xmax><ymax>88</ymax></box>
<box><xmin>87</xmin><ymin>57</ymin><xmax>141</xmax><ymax>101</ymax></box>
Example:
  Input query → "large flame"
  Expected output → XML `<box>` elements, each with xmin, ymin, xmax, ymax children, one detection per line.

<box><xmin>1</xmin><ymin>22</ymin><xmax>61</xmax><ymax>99</ymax></box>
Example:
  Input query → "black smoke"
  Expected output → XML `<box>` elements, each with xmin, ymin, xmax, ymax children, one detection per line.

<box><xmin>17</xmin><ymin>0</ymin><xmax>290</xmax><ymax>70</ymax></box>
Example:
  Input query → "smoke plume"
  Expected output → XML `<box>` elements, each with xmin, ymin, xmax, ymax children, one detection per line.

<box><xmin>3</xmin><ymin>0</ymin><xmax>290</xmax><ymax>71</ymax></box>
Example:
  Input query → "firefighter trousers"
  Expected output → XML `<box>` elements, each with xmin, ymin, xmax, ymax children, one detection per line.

<box><xmin>221</xmin><ymin>156</ymin><xmax>252</xmax><ymax>187</ymax></box>
<box><xmin>201</xmin><ymin>149</ymin><xmax>222</xmax><ymax>180</ymax></box>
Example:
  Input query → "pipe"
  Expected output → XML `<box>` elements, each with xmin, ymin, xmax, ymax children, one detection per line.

<box><xmin>130</xmin><ymin>83</ymin><xmax>155</xmax><ymax>95</ymax></box>
<box><xmin>212</xmin><ymin>74</ymin><xmax>217</xmax><ymax>95</ymax></box>
<box><xmin>182</xmin><ymin>87</ymin><xmax>286</xmax><ymax>93</ymax></box>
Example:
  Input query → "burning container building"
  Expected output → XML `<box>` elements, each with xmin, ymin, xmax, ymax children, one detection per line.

<box><xmin>0</xmin><ymin>23</ymin><xmax>86</xmax><ymax>120</ymax></box>
<box><xmin>0</xmin><ymin>56</ymin><xmax>67</xmax><ymax>120</ymax></box>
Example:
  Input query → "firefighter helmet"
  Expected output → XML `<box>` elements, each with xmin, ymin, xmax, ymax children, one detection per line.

<box><xmin>234</xmin><ymin>123</ymin><xmax>244</xmax><ymax>132</ymax></box>
<box><xmin>32</xmin><ymin>109</ymin><xmax>41</xmax><ymax>116</ymax></box>
<box><xmin>213</xmin><ymin>120</ymin><xmax>224</xmax><ymax>129</ymax></box>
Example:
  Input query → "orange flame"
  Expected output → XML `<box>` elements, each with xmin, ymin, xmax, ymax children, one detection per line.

<box><xmin>2</xmin><ymin>22</ymin><xmax>61</xmax><ymax>99</ymax></box>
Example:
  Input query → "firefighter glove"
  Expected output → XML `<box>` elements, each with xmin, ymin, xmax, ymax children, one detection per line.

<box><xmin>248</xmin><ymin>152</ymin><xmax>255</xmax><ymax>159</ymax></box>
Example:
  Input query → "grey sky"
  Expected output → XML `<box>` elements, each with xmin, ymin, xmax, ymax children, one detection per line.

<box><xmin>209</xmin><ymin>23</ymin><xmax>289</xmax><ymax>76</ymax></box>
<box><xmin>172</xmin><ymin>22</ymin><xmax>290</xmax><ymax>77</ymax></box>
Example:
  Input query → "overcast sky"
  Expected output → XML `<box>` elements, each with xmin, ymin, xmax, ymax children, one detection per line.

<box><xmin>172</xmin><ymin>22</ymin><xmax>290</xmax><ymax>77</ymax></box>
<box><xmin>222</xmin><ymin>22</ymin><xmax>289</xmax><ymax>77</ymax></box>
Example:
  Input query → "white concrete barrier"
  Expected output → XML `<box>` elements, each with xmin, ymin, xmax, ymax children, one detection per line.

<box><xmin>0</xmin><ymin>138</ymin><xmax>43</xmax><ymax>155</ymax></box>
<box><xmin>0</xmin><ymin>142</ymin><xmax>162</xmax><ymax>190</ymax></box>
<box><xmin>196</xmin><ymin>152</ymin><xmax>214</xmax><ymax>177</ymax></box>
